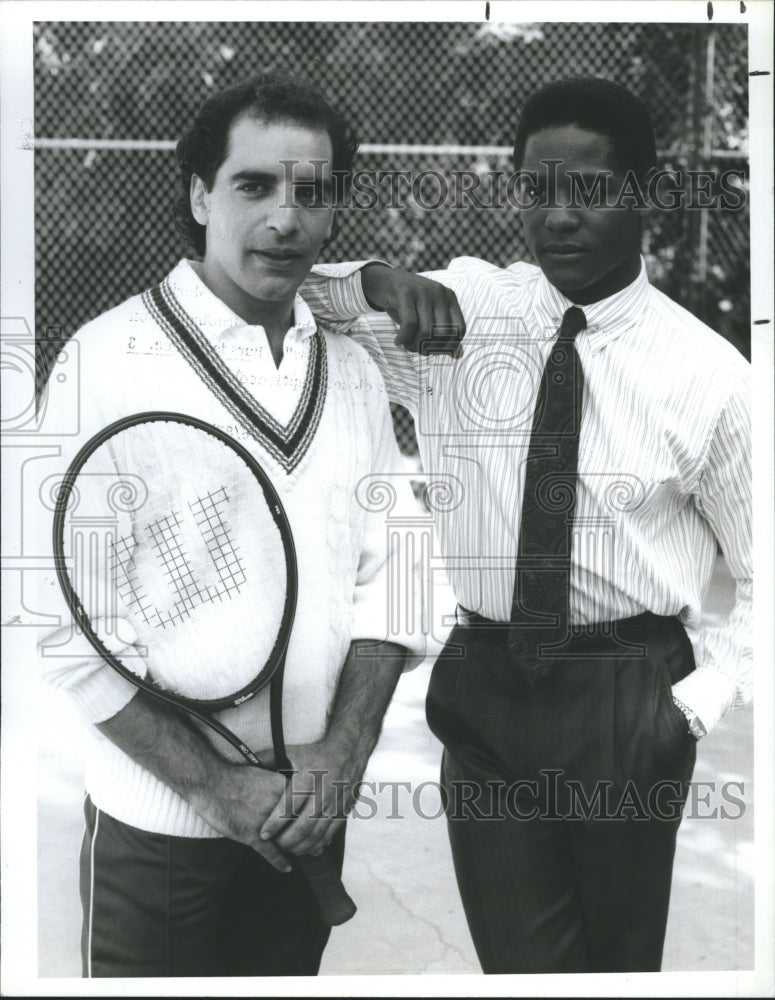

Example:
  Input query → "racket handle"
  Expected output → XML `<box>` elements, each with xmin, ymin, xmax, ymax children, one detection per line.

<box><xmin>293</xmin><ymin>850</ymin><xmax>357</xmax><ymax>926</ymax></box>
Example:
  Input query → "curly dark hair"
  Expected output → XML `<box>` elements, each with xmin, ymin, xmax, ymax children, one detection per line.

<box><xmin>175</xmin><ymin>73</ymin><xmax>359</xmax><ymax>257</ymax></box>
<box><xmin>512</xmin><ymin>76</ymin><xmax>657</xmax><ymax>182</ymax></box>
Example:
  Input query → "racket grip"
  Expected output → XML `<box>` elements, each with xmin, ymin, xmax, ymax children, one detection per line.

<box><xmin>293</xmin><ymin>850</ymin><xmax>357</xmax><ymax>926</ymax></box>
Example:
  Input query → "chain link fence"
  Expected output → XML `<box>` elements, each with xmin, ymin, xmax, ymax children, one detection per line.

<box><xmin>34</xmin><ymin>20</ymin><xmax>749</xmax><ymax>455</ymax></box>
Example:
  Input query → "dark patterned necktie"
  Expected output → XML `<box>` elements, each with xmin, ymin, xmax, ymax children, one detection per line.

<box><xmin>508</xmin><ymin>305</ymin><xmax>587</xmax><ymax>685</ymax></box>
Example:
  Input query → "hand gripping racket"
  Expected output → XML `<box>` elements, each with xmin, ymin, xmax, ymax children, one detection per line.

<box><xmin>52</xmin><ymin>411</ymin><xmax>356</xmax><ymax>926</ymax></box>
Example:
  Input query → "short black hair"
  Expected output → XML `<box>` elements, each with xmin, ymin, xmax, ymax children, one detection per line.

<box><xmin>512</xmin><ymin>76</ymin><xmax>657</xmax><ymax>182</ymax></box>
<box><xmin>175</xmin><ymin>73</ymin><xmax>359</xmax><ymax>256</ymax></box>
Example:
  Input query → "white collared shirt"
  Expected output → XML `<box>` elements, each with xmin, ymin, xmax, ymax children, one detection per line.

<box><xmin>181</xmin><ymin>259</ymin><xmax>318</xmax><ymax>426</ymax></box>
<box><xmin>303</xmin><ymin>256</ymin><xmax>752</xmax><ymax>734</ymax></box>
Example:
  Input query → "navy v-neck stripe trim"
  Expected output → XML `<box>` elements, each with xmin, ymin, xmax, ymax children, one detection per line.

<box><xmin>142</xmin><ymin>278</ymin><xmax>327</xmax><ymax>474</ymax></box>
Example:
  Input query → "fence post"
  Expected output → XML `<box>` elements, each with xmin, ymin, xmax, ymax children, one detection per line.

<box><xmin>688</xmin><ymin>26</ymin><xmax>716</xmax><ymax>322</ymax></box>
<box><xmin>696</xmin><ymin>26</ymin><xmax>716</xmax><ymax>323</ymax></box>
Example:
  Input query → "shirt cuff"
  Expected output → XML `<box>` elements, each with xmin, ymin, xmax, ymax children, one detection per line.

<box><xmin>310</xmin><ymin>261</ymin><xmax>392</xmax><ymax>316</ymax></box>
<box><xmin>671</xmin><ymin>666</ymin><xmax>737</xmax><ymax>736</ymax></box>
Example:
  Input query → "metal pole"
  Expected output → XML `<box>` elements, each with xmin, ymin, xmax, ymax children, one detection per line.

<box><xmin>696</xmin><ymin>27</ymin><xmax>716</xmax><ymax>322</ymax></box>
<box><xmin>687</xmin><ymin>30</ymin><xmax>705</xmax><ymax>316</ymax></box>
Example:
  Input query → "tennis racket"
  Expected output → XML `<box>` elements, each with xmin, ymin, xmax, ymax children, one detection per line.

<box><xmin>52</xmin><ymin>410</ymin><xmax>356</xmax><ymax>926</ymax></box>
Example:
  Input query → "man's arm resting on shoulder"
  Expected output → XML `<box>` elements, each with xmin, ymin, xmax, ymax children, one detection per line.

<box><xmin>97</xmin><ymin>691</ymin><xmax>291</xmax><ymax>870</ymax></box>
<box><xmin>303</xmin><ymin>261</ymin><xmax>465</xmax><ymax>354</ymax></box>
<box><xmin>359</xmin><ymin>264</ymin><xmax>466</xmax><ymax>354</ymax></box>
<box><xmin>259</xmin><ymin>639</ymin><xmax>408</xmax><ymax>855</ymax></box>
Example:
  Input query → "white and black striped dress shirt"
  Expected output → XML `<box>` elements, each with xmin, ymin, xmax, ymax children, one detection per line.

<box><xmin>303</xmin><ymin>256</ymin><xmax>752</xmax><ymax>734</ymax></box>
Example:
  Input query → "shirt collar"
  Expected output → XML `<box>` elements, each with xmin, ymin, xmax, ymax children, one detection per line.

<box><xmin>533</xmin><ymin>256</ymin><xmax>650</xmax><ymax>353</ymax></box>
<box><xmin>166</xmin><ymin>259</ymin><xmax>318</xmax><ymax>346</ymax></box>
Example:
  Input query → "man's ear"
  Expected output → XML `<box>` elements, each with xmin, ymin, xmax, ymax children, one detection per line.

<box><xmin>190</xmin><ymin>174</ymin><xmax>210</xmax><ymax>226</ymax></box>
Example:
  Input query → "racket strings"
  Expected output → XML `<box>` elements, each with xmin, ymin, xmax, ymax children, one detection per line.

<box><xmin>109</xmin><ymin>491</ymin><xmax>249</xmax><ymax>631</ymax></box>
<box><xmin>147</xmin><ymin>509</ymin><xmax>209</xmax><ymax>628</ymax></box>
<box><xmin>110</xmin><ymin>532</ymin><xmax>156</xmax><ymax>626</ymax></box>
<box><xmin>188</xmin><ymin>486</ymin><xmax>247</xmax><ymax>599</ymax></box>
<box><xmin>64</xmin><ymin>417</ymin><xmax>290</xmax><ymax>702</ymax></box>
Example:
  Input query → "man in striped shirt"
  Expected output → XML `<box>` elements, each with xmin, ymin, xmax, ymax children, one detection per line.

<box><xmin>302</xmin><ymin>77</ymin><xmax>751</xmax><ymax>973</ymax></box>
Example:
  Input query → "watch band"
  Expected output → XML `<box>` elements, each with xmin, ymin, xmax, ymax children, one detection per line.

<box><xmin>672</xmin><ymin>694</ymin><xmax>707</xmax><ymax>740</ymax></box>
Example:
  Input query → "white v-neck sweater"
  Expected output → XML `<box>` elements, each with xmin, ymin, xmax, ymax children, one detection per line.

<box><xmin>37</xmin><ymin>260</ymin><xmax>424</xmax><ymax>837</ymax></box>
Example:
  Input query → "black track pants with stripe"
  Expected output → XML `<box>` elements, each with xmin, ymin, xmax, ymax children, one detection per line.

<box><xmin>79</xmin><ymin>796</ymin><xmax>345</xmax><ymax>978</ymax></box>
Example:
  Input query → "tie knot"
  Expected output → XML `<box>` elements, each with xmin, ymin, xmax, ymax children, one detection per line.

<box><xmin>557</xmin><ymin>306</ymin><xmax>587</xmax><ymax>342</ymax></box>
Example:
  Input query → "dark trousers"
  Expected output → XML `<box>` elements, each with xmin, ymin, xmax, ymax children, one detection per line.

<box><xmin>79</xmin><ymin>795</ymin><xmax>345</xmax><ymax>977</ymax></box>
<box><xmin>426</xmin><ymin>612</ymin><xmax>697</xmax><ymax>974</ymax></box>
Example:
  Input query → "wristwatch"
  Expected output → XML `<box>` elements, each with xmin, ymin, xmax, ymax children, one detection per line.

<box><xmin>672</xmin><ymin>695</ymin><xmax>707</xmax><ymax>740</ymax></box>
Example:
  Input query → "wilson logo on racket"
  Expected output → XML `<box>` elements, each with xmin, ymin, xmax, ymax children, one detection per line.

<box><xmin>110</xmin><ymin>484</ymin><xmax>247</xmax><ymax>631</ymax></box>
<box><xmin>53</xmin><ymin>413</ymin><xmax>356</xmax><ymax>925</ymax></box>
<box><xmin>233</xmin><ymin>692</ymin><xmax>255</xmax><ymax>706</ymax></box>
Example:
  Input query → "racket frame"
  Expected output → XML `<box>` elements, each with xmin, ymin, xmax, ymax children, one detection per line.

<box><xmin>52</xmin><ymin>411</ymin><xmax>298</xmax><ymax>723</ymax></box>
<box><xmin>52</xmin><ymin>410</ymin><xmax>355</xmax><ymax>925</ymax></box>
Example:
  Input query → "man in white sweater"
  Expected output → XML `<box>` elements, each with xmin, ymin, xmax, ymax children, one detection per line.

<box><xmin>37</xmin><ymin>74</ymin><xmax>422</xmax><ymax>977</ymax></box>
